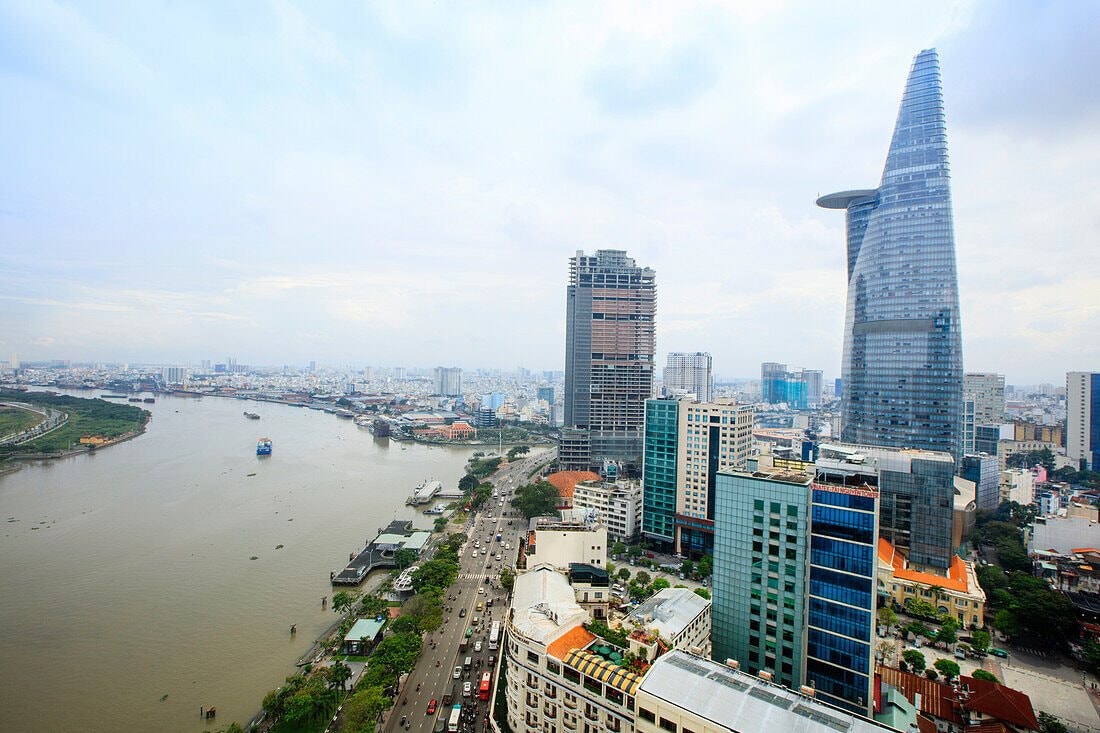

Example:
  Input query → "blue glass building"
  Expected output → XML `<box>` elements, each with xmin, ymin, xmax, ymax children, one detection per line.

<box><xmin>642</xmin><ymin>398</ymin><xmax>680</xmax><ymax>548</ymax></box>
<box><xmin>818</xmin><ymin>49</ymin><xmax>964</xmax><ymax>462</ymax></box>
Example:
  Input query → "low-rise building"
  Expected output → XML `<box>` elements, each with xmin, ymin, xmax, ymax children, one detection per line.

<box><xmin>572</xmin><ymin>478</ymin><xmax>643</xmax><ymax>542</ymax></box>
<box><xmin>526</xmin><ymin>511</ymin><xmax>608</xmax><ymax>571</ymax></box>
<box><xmin>623</xmin><ymin>587</ymin><xmax>711</xmax><ymax>659</ymax></box>
<box><xmin>878</xmin><ymin>538</ymin><xmax>986</xmax><ymax>627</ymax></box>
<box><xmin>876</xmin><ymin>665</ymin><xmax>1039</xmax><ymax>733</ymax></box>
<box><xmin>1000</xmin><ymin>468</ymin><xmax>1035</xmax><ymax>506</ymax></box>
<box><xmin>569</xmin><ymin>563</ymin><xmax>611</xmax><ymax>620</ymax></box>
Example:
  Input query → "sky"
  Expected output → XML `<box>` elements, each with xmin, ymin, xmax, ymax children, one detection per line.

<box><xmin>2</xmin><ymin>1</ymin><xmax>1098</xmax><ymax>384</ymax></box>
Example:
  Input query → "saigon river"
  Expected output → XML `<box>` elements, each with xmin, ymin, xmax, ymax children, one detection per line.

<box><xmin>0</xmin><ymin>391</ymin><xmax>480</xmax><ymax>732</ymax></box>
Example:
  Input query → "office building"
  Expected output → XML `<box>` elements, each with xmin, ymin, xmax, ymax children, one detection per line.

<box><xmin>818</xmin><ymin>49</ymin><xmax>964</xmax><ymax>461</ymax></box>
<box><xmin>572</xmin><ymin>478</ymin><xmax>643</xmax><ymax>542</ymax></box>
<box><xmin>635</xmin><ymin>651</ymin><xmax>894</xmax><ymax>733</ymax></box>
<box><xmin>663</xmin><ymin>352</ymin><xmax>712</xmax><ymax>402</ymax></box>
<box><xmin>711</xmin><ymin>464</ymin><xmax>879</xmax><ymax>716</ymax></box>
<box><xmin>1068</xmin><ymin>372</ymin><xmax>1100</xmax><ymax>470</ymax></box>
<box><xmin>960</xmin><ymin>453</ymin><xmax>1001</xmax><ymax>512</ymax></box>
<box><xmin>641</xmin><ymin>397</ymin><xmax>754</xmax><ymax>556</ymax></box>
<box><xmin>963</xmin><ymin>373</ymin><xmax>1006</xmax><ymax>454</ymax></box>
<box><xmin>432</xmin><ymin>367</ymin><xmax>462</xmax><ymax>397</ymax></box>
<box><xmin>538</xmin><ymin>386</ymin><xmax>555</xmax><ymax>405</ymax></box>
<box><xmin>563</xmin><ymin>249</ymin><xmax>656</xmax><ymax>472</ymax></box>
<box><xmin>759</xmin><ymin>363</ymin><xmax>822</xmax><ymax>410</ymax></box>
<box><xmin>816</xmin><ymin>442</ymin><xmax>955</xmax><ymax>570</ymax></box>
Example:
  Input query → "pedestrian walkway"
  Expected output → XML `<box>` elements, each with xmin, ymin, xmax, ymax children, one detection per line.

<box><xmin>459</xmin><ymin>572</ymin><xmax>493</xmax><ymax>581</ymax></box>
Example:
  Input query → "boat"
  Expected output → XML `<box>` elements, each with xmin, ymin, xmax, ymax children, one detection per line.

<box><xmin>256</xmin><ymin>438</ymin><xmax>272</xmax><ymax>456</ymax></box>
<box><xmin>243</xmin><ymin>412</ymin><xmax>260</xmax><ymax>420</ymax></box>
<box><xmin>143</xmin><ymin>398</ymin><xmax>155</xmax><ymax>403</ymax></box>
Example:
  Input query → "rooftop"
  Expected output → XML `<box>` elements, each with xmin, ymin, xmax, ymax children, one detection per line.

<box><xmin>547</xmin><ymin>471</ymin><xmax>601</xmax><ymax>500</ymax></box>
<box><xmin>1029</xmin><ymin>516</ymin><xmax>1100</xmax><ymax>556</ymax></box>
<box><xmin>510</xmin><ymin>564</ymin><xmax>589</xmax><ymax>645</ymax></box>
<box><xmin>564</xmin><ymin>648</ymin><xmax>644</xmax><ymax>696</ymax></box>
<box><xmin>626</xmin><ymin>587</ymin><xmax>709</xmax><ymax>641</ymax></box>
<box><xmin>641</xmin><ymin>651</ymin><xmax>895</xmax><ymax>733</ymax></box>
<box><xmin>344</xmin><ymin>617</ymin><xmax>386</xmax><ymax>643</ymax></box>
<box><xmin>878</xmin><ymin>538</ymin><xmax>975</xmax><ymax>595</ymax></box>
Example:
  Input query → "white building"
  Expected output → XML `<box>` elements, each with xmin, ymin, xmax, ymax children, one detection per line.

<box><xmin>1068</xmin><ymin>371</ymin><xmax>1099</xmax><ymax>469</ymax></box>
<box><xmin>663</xmin><ymin>352</ymin><xmax>713</xmax><ymax>402</ymax></box>
<box><xmin>505</xmin><ymin>564</ymin><xmax>639</xmax><ymax>733</ymax></box>
<box><xmin>572</xmin><ymin>479</ymin><xmax>643</xmax><ymax>542</ymax></box>
<box><xmin>527</xmin><ymin>511</ymin><xmax>608</xmax><ymax>570</ymax></box>
<box><xmin>623</xmin><ymin>587</ymin><xmax>711</xmax><ymax>659</ymax></box>
<box><xmin>432</xmin><ymin>366</ymin><xmax>462</xmax><ymax>397</ymax></box>
<box><xmin>635</xmin><ymin>651</ymin><xmax>900</xmax><ymax>733</ymax></box>
<box><xmin>1000</xmin><ymin>468</ymin><xmax>1035</xmax><ymax>506</ymax></box>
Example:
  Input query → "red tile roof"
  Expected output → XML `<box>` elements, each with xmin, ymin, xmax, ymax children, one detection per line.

<box><xmin>546</xmin><ymin>625</ymin><xmax>597</xmax><ymax>661</ymax></box>
<box><xmin>547</xmin><ymin>471</ymin><xmax>600</xmax><ymax>500</ymax></box>
<box><xmin>961</xmin><ymin>676</ymin><xmax>1039</xmax><ymax>731</ymax></box>
<box><xmin>879</xmin><ymin>537</ymin><xmax>971</xmax><ymax>593</ymax></box>
<box><xmin>876</xmin><ymin>665</ymin><xmax>961</xmax><ymax>725</ymax></box>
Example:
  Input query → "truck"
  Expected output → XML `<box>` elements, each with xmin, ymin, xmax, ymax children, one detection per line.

<box><xmin>459</xmin><ymin>638</ymin><xmax>469</xmax><ymax>653</ymax></box>
<box><xmin>442</xmin><ymin>688</ymin><xmax>455</xmax><ymax>707</ymax></box>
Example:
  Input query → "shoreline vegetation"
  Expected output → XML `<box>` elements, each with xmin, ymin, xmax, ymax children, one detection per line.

<box><xmin>0</xmin><ymin>390</ymin><xmax>150</xmax><ymax>468</ymax></box>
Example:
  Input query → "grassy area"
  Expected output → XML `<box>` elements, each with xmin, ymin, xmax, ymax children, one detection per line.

<box><xmin>0</xmin><ymin>406</ymin><xmax>42</xmax><ymax>437</ymax></box>
<box><xmin>0</xmin><ymin>390</ymin><xmax>149</xmax><ymax>457</ymax></box>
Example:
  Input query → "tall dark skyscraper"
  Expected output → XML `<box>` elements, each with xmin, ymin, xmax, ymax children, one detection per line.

<box><xmin>561</xmin><ymin>250</ymin><xmax>655</xmax><ymax>472</ymax></box>
<box><xmin>818</xmin><ymin>48</ymin><xmax>964</xmax><ymax>461</ymax></box>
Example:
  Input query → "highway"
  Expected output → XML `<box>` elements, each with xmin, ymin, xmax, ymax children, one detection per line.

<box><xmin>385</xmin><ymin>450</ymin><xmax>552</xmax><ymax>733</ymax></box>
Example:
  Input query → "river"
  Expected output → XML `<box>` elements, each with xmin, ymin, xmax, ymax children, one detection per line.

<box><xmin>0</xmin><ymin>391</ymin><xmax>481</xmax><ymax>732</ymax></box>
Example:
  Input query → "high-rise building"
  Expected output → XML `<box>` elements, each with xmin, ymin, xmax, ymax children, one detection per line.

<box><xmin>562</xmin><ymin>249</ymin><xmax>655</xmax><ymax>472</ymax></box>
<box><xmin>816</xmin><ymin>442</ymin><xmax>955</xmax><ymax>570</ymax></box>
<box><xmin>960</xmin><ymin>453</ymin><xmax>1001</xmax><ymax>512</ymax></box>
<box><xmin>818</xmin><ymin>49</ymin><xmax>964</xmax><ymax>461</ymax></box>
<box><xmin>664</xmin><ymin>352</ymin><xmax>713</xmax><ymax>402</ymax></box>
<box><xmin>537</xmin><ymin>386</ymin><xmax>554</xmax><ymax>405</ymax></box>
<box><xmin>711</xmin><ymin>464</ymin><xmax>878</xmax><ymax>716</ymax></box>
<box><xmin>642</xmin><ymin>397</ymin><xmax>754</xmax><ymax>555</ymax></box>
<box><xmin>1067</xmin><ymin>372</ymin><xmax>1100</xmax><ymax>470</ymax></box>
<box><xmin>759</xmin><ymin>363</ymin><xmax>821</xmax><ymax>410</ymax></box>
<box><xmin>432</xmin><ymin>366</ymin><xmax>462</xmax><ymax>397</ymax></box>
<box><xmin>963</xmin><ymin>373</ymin><xmax>1006</xmax><ymax>454</ymax></box>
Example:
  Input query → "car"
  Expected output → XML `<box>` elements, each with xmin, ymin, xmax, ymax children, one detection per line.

<box><xmin>427</xmin><ymin>699</ymin><xmax>438</xmax><ymax>715</ymax></box>
<box><xmin>476</xmin><ymin>601</ymin><xmax>484</xmax><ymax>612</ymax></box>
<box><xmin>478</xmin><ymin>587</ymin><xmax>485</xmax><ymax>595</ymax></box>
<box><xmin>646</xmin><ymin>552</ymin><xmax>655</xmax><ymax>558</ymax></box>
<box><xmin>459</xmin><ymin>608</ymin><xmax>467</xmax><ymax>618</ymax></box>
<box><xmin>990</xmin><ymin>648</ymin><xmax>1009</xmax><ymax>658</ymax></box>
<box><xmin>474</xmin><ymin>640</ymin><xmax>483</xmax><ymax>652</ymax></box>
<box><xmin>466</xmin><ymin>627</ymin><xmax>473</xmax><ymax>638</ymax></box>
<box><xmin>472</xmin><ymin>616</ymin><xmax>480</xmax><ymax>626</ymax></box>
<box><xmin>463</xmin><ymin>682</ymin><xmax>472</xmax><ymax>697</ymax></box>
<box><xmin>454</xmin><ymin>666</ymin><xmax>462</xmax><ymax>679</ymax></box>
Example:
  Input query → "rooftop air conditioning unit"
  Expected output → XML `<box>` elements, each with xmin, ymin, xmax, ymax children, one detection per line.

<box><xmin>758</xmin><ymin>671</ymin><xmax>774</xmax><ymax>682</ymax></box>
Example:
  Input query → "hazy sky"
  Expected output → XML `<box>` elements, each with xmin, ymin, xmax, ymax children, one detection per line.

<box><xmin>2</xmin><ymin>1</ymin><xmax>1097</xmax><ymax>384</ymax></box>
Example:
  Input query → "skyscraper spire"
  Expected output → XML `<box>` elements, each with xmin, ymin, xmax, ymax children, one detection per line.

<box><xmin>818</xmin><ymin>48</ymin><xmax>964</xmax><ymax>461</ymax></box>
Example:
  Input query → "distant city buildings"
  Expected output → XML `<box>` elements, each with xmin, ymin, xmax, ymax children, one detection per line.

<box><xmin>1067</xmin><ymin>371</ymin><xmax>1100</xmax><ymax>470</ymax></box>
<box><xmin>663</xmin><ymin>352</ymin><xmax>713</xmax><ymax>402</ymax></box>
<box><xmin>562</xmin><ymin>250</ymin><xmax>655</xmax><ymax>473</ymax></box>
<box><xmin>432</xmin><ymin>366</ymin><xmax>462</xmax><ymax>397</ymax></box>
<box><xmin>759</xmin><ymin>362</ymin><xmax>822</xmax><ymax>409</ymax></box>
<box><xmin>819</xmin><ymin>49</ymin><xmax>964</xmax><ymax>461</ymax></box>
<box><xmin>641</xmin><ymin>397</ymin><xmax>754</xmax><ymax>556</ymax></box>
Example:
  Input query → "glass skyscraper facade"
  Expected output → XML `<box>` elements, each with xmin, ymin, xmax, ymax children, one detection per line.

<box><xmin>642</xmin><ymin>398</ymin><xmax>680</xmax><ymax>547</ymax></box>
<box><xmin>818</xmin><ymin>49</ymin><xmax>964</xmax><ymax>461</ymax></box>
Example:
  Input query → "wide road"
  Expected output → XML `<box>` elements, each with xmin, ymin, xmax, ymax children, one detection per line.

<box><xmin>385</xmin><ymin>450</ymin><xmax>553</xmax><ymax>733</ymax></box>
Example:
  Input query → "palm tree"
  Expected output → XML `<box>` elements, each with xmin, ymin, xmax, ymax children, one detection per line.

<box><xmin>329</xmin><ymin>660</ymin><xmax>352</xmax><ymax>691</ymax></box>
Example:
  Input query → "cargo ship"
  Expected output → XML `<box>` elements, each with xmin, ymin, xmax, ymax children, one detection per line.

<box><xmin>256</xmin><ymin>438</ymin><xmax>272</xmax><ymax>456</ymax></box>
<box><xmin>243</xmin><ymin>411</ymin><xmax>260</xmax><ymax>419</ymax></box>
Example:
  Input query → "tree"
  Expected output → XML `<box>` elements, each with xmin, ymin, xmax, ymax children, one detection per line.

<box><xmin>696</xmin><ymin>554</ymin><xmax>713</xmax><ymax>578</ymax></box>
<box><xmin>933</xmin><ymin>658</ymin><xmax>960</xmax><ymax>680</ymax></box>
<box><xmin>876</xmin><ymin>640</ymin><xmax>896</xmax><ymax>666</ymax></box>
<box><xmin>1038</xmin><ymin>711</ymin><xmax>1069</xmax><ymax>733</ymax></box>
<box><xmin>972</xmin><ymin>669</ymin><xmax>999</xmax><ymax>683</ymax></box>
<box><xmin>993</xmin><ymin>609</ymin><xmax>1019</xmax><ymax>638</ymax></box>
<box><xmin>500</xmin><ymin>567</ymin><xmax>515</xmax><ymax>591</ymax></box>
<box><xmin>459</xmin><ymin>473</ymin><xmax>479</xmax><ymax>492</ymax></box>
<box><xmin>902</xmin><ymin>649</ymin><xmax>926</xmax><ymax>674</ymax></box>
<box><xmin>617</xmin><ymin>568</ymin><xmax>631</xmax><ymax>581</ymax></box>
<box><xmin>905</xmin><ymin>621</ymin><xmax>930</xmax><ymax>640</ymax></box>
<box><xmin>393</xmin><ymin>547</ymin><xmax>418</xmax><ymax>570</ymax></box>
<box><xmin>651</xmin><ymin>577</ymin><xmax>671</xmax><ymax>592</ymax></box>
<box><xmin>681</xmin><ymin>559</ymin><xmax>695</xmax><ymax>577</ymax></box>
<box><xmin>359</xmin><ymin>593</ymin><xmax>387</xmax><ymax>617</ymax></box>
<box><xmin>936</xmin><ymin>618</ymin><xmax>958</xmax><ymax>646</ymax></box>
<box><xmin>924</xmin><ymin>668</ymin><xmax>939</xmax><ymax>681</ymax></box>
<box><xmin>328</xmin><ymin>660</ymin><xmax>352</xmax><ymax>691</ymax></box>
<box><xmin>970</xmin><ymin>629</ymin><xmax>991</xmax><ymax>655</ymax></box>
<box><xmin>612</xmin><ymin>541</ymin><xmax>628</xmax><ymax>557</ymax></box>
<box><xmin>332</xmin><ymin>591</ymin><xmax>358</xmax><ymax>615</ymax></box>
<box><xmin>411</xmin><ymin>558</ymin><xmax>459</xmax><ymax>592</ymax></box>
<box><xmin>627</xmin><ymin>545</ymin><xmax>644</xmax><ymax>559</ymax></box>
<box><xmin>344</xmin><ymin>684</ymin><xmax>390</xmax><ymax>733</ymax></box>
<box><xmin>434</xmin><ymin>516</ymin><xmax>448</xmax><ymax>532</ymax></box>
<box><xmin>512</xmin><ymin>480</ymin><xmax>560</xmax><ymax>519</ymax></box>
<box><xmin>694</xmin><ymin>587</ymin><xmax>711</xmax><ymax>600</ymax></box>
<box><xmin>635</xmin><ymin>571</ymin><xmax>652</xmax><ymax>587</ymax></box>
<box><xmin>877</xmin><ymin>607</ymin><xmax>898</xmax><ymax>630</ymax></box>
<box><xmin>506</xmin><ymin>445</ymin><xmax>530</xmax><ymax>460</ymax></box>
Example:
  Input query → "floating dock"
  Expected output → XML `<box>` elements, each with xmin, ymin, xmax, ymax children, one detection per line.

<box><xmin>330</xmin><ymin>520</ymin><xmax>431</xmax><ymax>586</ymax></box>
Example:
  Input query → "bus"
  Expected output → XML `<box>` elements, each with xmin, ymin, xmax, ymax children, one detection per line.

<box><xmin>478</xmin><ymin>671</ymin><xmax>492</xmax><ymax>701</ymax></box>
<box><xmin>447</xmin><ymin>703</ymin><xmax>462</xmax><ymax>733</ymax></box>
<box><xmin>488</xmin><ymin>621</ymin><xmax>501</xmax><ymax>651</ymax></box>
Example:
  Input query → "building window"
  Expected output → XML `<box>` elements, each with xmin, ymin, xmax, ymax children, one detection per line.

<box><xmin>547</xmin><ymin>661</ymin><xmax>561</xmax><ymax>675</ymax></box>
<box><xmin>660</xmin><ymin>718</ymin><xmax>678</xmax><ymax>732</ymax></box>
<box><xmin>639</xmin><ymin>708</ymin><xmax>656</xmax><ymax>723</ymax></box>
<box><xmin>529</xmin><ymin>651</ymin><xmax>540</xmax><ymax>664</ymax></box>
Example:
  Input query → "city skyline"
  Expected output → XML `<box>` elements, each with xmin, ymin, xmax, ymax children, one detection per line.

<box><xmin>2</xmin><ymin>3</ymin><xmax>1098</xmax><ymax>383</ymax></box>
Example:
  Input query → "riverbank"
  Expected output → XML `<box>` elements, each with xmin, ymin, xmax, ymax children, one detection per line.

<box><xmin>0</xmin><ymin>423</ymin><xmax>148</xmax><ymax>472</ymax></box>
